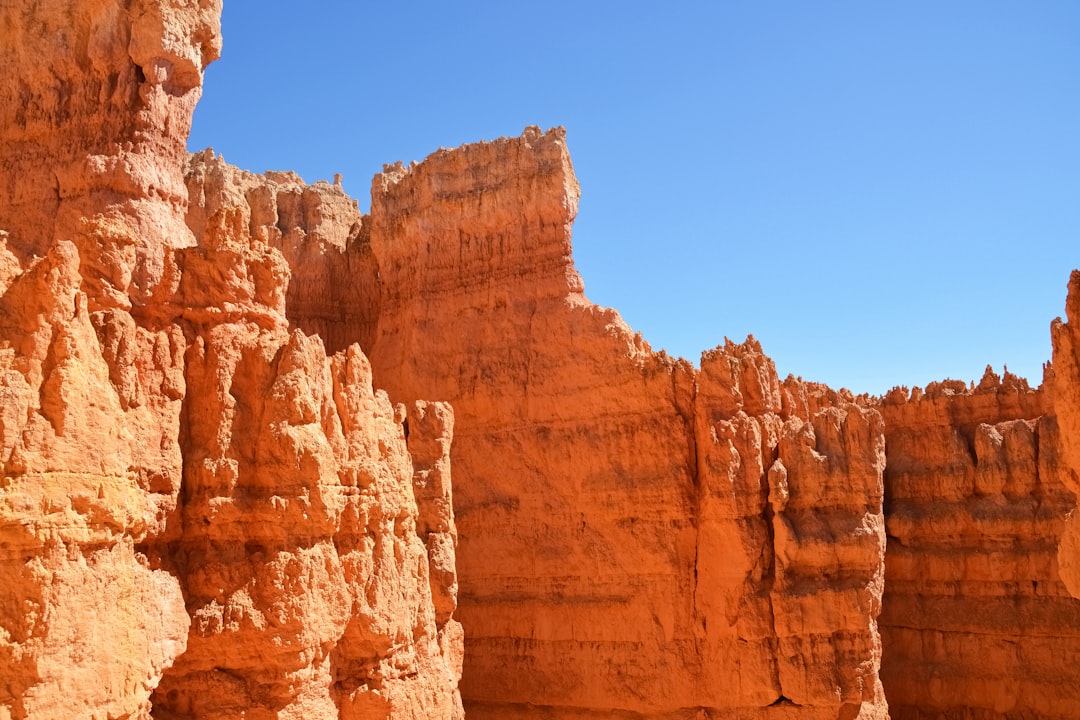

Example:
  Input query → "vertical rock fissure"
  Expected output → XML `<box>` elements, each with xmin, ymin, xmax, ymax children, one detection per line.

<box><xmin>685</xmin><ymin>371</ymin><xmax>705</xmax><ymax>655</ymax></box>
<box><xmin>1033</xmin><ymin>418</ymin><xmax>1042</xmax><ymax>491</ymax></box>
<box><xmin>761</xmin><ymin>457</ymin><xmax>784</xmax><ymax>703</ymax></box>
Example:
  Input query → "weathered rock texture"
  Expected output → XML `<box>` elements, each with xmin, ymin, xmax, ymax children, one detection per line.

<box><xmin>361</xmin><ymin>129</ymin><xmax>889</xmax><ymax>718</ymax></box>
<box><xmin>177</xmin><ymin>132</ymin><xmax>890</xmax><ymax>717</ymax></box>
<box><xmin>0</xmin><ymin>2</ymin><xmax>219</xmax><ymax>716</ymax></box>
<box><xmin>0</xmin><ymin>1</ymin><xmax>462</xmax><ymax>718</ymax></box>
<box><xmin>0</xmin><ymin>0</ymin><xmax>220</xmax><ymax>304</ymax></box>
<box><xmin>6</xmin><ymin>0</ymin><xmax>1080</xmax><ymax>718</ymax></box>
<box><xmin>183</xmin><ymin>152</ymin><xmax>380</xmax><ymax>354</ymax></box>
<box><xmin>1052</xmin><ymin>271</ymin><xmax>1080</xmax><ymax>600</ymax></box>
<box><xmin>875</xmin><ymin>374</ymin><xmax>1080</xmax><ymax>718</ymax></box>
<box><xmin>152</xmin><ymin>156</ymin><xmax>463</xmax><ymax>718</ymax></box>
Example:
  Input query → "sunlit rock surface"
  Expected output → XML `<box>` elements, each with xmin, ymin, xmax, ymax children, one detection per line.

<box><xmin>4</xmin><ymin>1</ymin><xmax>1080</xmax><ymax>718</ymax></box>
<box><xmin>0</xmin><ymin>2</ymin><xmax>461</xmax><ymax>718</ymax></box>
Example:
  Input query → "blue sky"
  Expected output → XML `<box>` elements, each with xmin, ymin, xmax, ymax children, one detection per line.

<box><xmin>189</xmin><ymin>2</ymin><xmax>1080</xmax><ymax>394</ymax></box>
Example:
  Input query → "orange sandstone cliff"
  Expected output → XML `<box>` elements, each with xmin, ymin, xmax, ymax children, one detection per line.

<box><xmin>360</xmin><ymin>134</ymin><xmax>889</xmax><ymax>718</ymax></box>
<box><xmin>1052</xmin><ymin>271</ymin><xmax>1080</xmax><ymax>602</ymax></box>
<box><xmin>0</xmin><ymin>1</ymin><xmax>462</xmax><ymax>718</ymax></box>
<box><xmin>4</xmin><ymin>1</ymin><xmax>1080</xmax><ymax>719</ymax></box>
<box><xmin>875</xmin><ymin>376</ymin><xmax>1080</xmax><ymax>718</ymax></box>
<box><xmin>179</xmin><ymin>132</ymin><xmax>889</xmax><ymax>718</ymax></box>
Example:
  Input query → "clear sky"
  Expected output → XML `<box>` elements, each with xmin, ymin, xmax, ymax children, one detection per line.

<box><xmin>189</xmin><ymin>1</ymin><xmax>1080</xmax><ymax>395</ymax></box>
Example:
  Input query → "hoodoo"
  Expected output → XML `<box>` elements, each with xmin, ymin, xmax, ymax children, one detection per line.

<box><xmin>0</xmin><ymin>2</ymin><xmax>462</xmax><ymax>718</ymax></box>
<box><xmin>1</xmin><ymin>2</ymin><xmax>1078</xmax><ymax>719</ymax></box>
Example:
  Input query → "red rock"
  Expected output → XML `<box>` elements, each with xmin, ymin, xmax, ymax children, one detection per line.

<box><xmin>364</xmin><ymin>129</ymin><xmax>888</xmax><ymax>718</ymax></box>
<box><xmin>6</xmin><ymin>1</ymin><xmax>1080</xmax><ymax>718</ymax></box>
<box><xmin>1053</xmin><ymin>271</ymin><xmax>1080</xmax><ymax>598</ymax></box>
<box><xmin>183</xmin><ymin>151</ymin><xmax>380</xmax><ymax>353</ymax></box>
<box><xmin>0</xmin><ymin>2</ymin><xmax>462</xmax><ymax>718</ymax></box>
<box><xmin>874</xmin><ymin>378</ymin><xmax>1080</xmax><ymax>718</ymax></box>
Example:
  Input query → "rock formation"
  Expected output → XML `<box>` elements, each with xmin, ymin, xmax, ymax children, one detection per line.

<box><xmin>183</xmin><ymin>152</ymin><xmax>380</xmax><ymax>355</ymax></box>
<box><xmin>875</xmin><ymin>375</ymin><xmax>1080</xmax><ymax>718</ymax></box>
<box><xmin>0</xmin><ymin>0</ymin><xmax>220</xmax><ymax>303</ymax></box>
<box><xmin>1052</xmin><ymin>271</ymin><xmax>1080</xmax><ymax>600</ymax></box>
<box><xmin>3</xmin><ymin>1</ymin><xmax>1080</xmax><ymax>719</ymax></box>
<box><xmin>359</xmin><ymin>129</ymin><xmax>889</xmax><ymax>718</ymax></box>
<box><xmin>0</xmin><ymin>1</ymin><xmax>462</xmax><ymax>718</ymax></box>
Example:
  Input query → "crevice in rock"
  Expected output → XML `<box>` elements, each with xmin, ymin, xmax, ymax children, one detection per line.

<box><xmin>1033</xmin><ymin>418</ymin><xmax>1042</xmax><ymax>491</ymax></box>
<box><xmin>761</xmin><ymin>451</ymin><xmax>783</xmax><ymax>700</ymax></box>
<box><xmin>687</xmin><ymin>372</ymin><xmax>703</xmax><ymax>651</ymax></box>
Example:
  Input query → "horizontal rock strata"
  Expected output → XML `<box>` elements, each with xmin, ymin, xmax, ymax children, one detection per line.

<box><xmin>0</xmin><ymin>1</ymin><xmax>462</xmax><ymax>718</ymax></box>
<box><xmin>362</xmin><ymin>128</ymin><xmax>889</xmax><ymax>719</ymax></box>
<box><xmin>5</xmin><ymin>0</ymin><xmax>1080</xmax><ymax>717</ymax></box>
<box><xmin>876</xmin><ymin>373</ymin><xmax>1080</xmax><ymax>719</ymax></box>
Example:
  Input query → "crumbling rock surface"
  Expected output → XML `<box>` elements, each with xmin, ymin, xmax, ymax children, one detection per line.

<box><xmin>693</xmin><ymin>347</ymin><xmax>888</xmax><ymax>717</ymax></box>
<box><xmin>0</xmin><ymin>235</ymin><xmax>190</xmax><ymax>719</ymax></box>
<box><xmin>874</xmin><ymin>374</ymin><xmax>1080</xmax><ymax>718</ymax></box>
<box><xmin>5</xmin><ymin>0</ymin><xmax>1080</xmax><ymax>718</ymax></box>
<box><xmin>0</xmin><ymin>1</ymin><xmax>462</xmax><ymax>718</ymax></box>
<box><xmin>183</xmin><ymin>152</ymin><xmax>380</xmax><ymax>354</ymax></box>
<box><xmin>1052</xmin><ymin>271</ymin><xmax>1080</xmax><ymax>600</ymax></box>
<box><xmin>334</xmin><ymin>125</ymin><xmax>1080</xmax><ymax>719</ymax></box>
<box><xmin>0</xmin><ymin>2</ymin><xmax>217</xmax><ymax>716</ymax></box>
<box><xmin>0</xmin><ymin>0</ymin><xmax>222</xmax><ymax>304</ymax></box>
<box><xmin>361</xmin><ymin>129</ymin><xmax>889</xmax><ymax>718</ymax></box>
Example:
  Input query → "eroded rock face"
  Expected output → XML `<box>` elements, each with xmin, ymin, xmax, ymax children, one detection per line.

<box><xmin>875</xmin><ymin>374</ymin><xmax>1080</xmax><ymax>718</ymax></box>
<box><xmin>0</xmin><ymin>2</ymin><xmax>462</xmax><ymax>718</ymax></box>
<box><xmin>183</xmin><ymin>152</ymin><xmax>380</xmax><ymax>354</ymax></box>
<box><xmin>0</xmin><ymin>0</ymin><xmax>221</xmax><ymax>304</ymax></box>
<box><xmin>7</xmin><ymin>0</ymin><xmax>1080</xmax><ymax>717</ymax></box>
<box><xmin>364</xmin><ymin>128</ymin><xmax>889</xmax><ymax>718</ymax></box>
<box><xmin>0</xmin><ymin>2</ymin><xmax>216</xmax><ymax>717</ymax></box>
<box><xmin>694</xmin><ymin>346</ymin><xmax>888</xmax><ymax>717</ymax></box>
<box><xmin>0</xmin><ymin>236</ymin><xmax>190</xmax><ymax>719</ymax></box>
<box><xmin>1052</xmin><ymin>271</ymin><xmax>1080</xmax><ymax>599</ymax></box>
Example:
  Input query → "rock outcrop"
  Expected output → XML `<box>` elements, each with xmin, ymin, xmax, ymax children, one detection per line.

<box><xmin>0</xmin><ymin>1</ymin><xmax>462</xmax><ymax>718</ymax></box>
<box><xmin>0</xmin><ymin>2</ymin><xmax>220</xmax><ymax>716</ymax></box>
<box><xmin>0</xmin><ymin>0</ymin><xmax>221</xmax><ymax>303</ymax></box>
<box><xmin>1052</xmin><ymin>271</ymin><xmax>1080</xmax><ymax>599</ymax></box>
<box><xmin>4</xmin><ymin>1</ymin><xmax>1080</xmax><ymax>718</ymax></box>
<box><xmin>693</xmin><ymin>349</ymin><xmax>888</xmax><ymax>717</ymax></box>
<box><xmin>875</xmin><ymin>375</ymin><xmax>1080</xmax><ymax>718</ymax></box>
<box><xmin>183</xmin><ymin>152</ymin><xmax>380</xmax><ymax>354</ymax></box>
<box><xmin>362</xmin><ymin>129</ymin><xmax>889</xmax><ymax>718</ymax></box>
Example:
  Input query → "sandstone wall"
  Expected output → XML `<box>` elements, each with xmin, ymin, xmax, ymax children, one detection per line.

<box><xmin>0</xmin><ymin>3</ymin><xmax>219</xmax><ymax>716</ymax></box>
<box><xmin>693</xmin><ymin>347</ymin><xmax>887</xmax><ymax>717</ymax></box>
<box><xmin>5</xmin><ymin>0</ymin><xmax>1080</xmax><ymax>716</ymax></box>
<box><xmin>145</xmin><ymin>225</ymin><xmax>464</xmax><ymax>719</ymax></box>
<box><xmin>174</xmin><ymin>120</ymin><xmax>1080</xmax><ymax>720</ymax></box>
<box><xmin>1052</xmin><ymin>271</ymin><xmax>1080</xmax><ymax>599</ymax></box>
<box><xmin>874</xmin><ymin>373</ymin><xmax>1080</xmax><ymax>719</ymax></box>
<box><xmin>183</xmin><ymin>152</ymin><xmax>381</xmax><ymax>354</ymax></box>
<box><xmin>0</xmin><ymin>2</ymin><xmax>463</xmax><ymax>718</ymax></box>
<box><xmin>363</xmin><ymin>127</ymin><xmax>888</xmax><ymax>718</ymax></box>
<box><xmin>0</xmin><ymin>0</ymin><xmax>220</xmax><ymax>304</ymax></box>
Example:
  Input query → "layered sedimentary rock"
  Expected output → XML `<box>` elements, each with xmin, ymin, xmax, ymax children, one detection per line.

<box><xmin>145</xmin><ymin>224</ymin><xmax>463</xmax><ymax>719</ymax></box>
<box><xmin>7</xmin><ymin>0</ymin><xmax>1080</xmax><ymax>716</ymax></box>
<box><xmin>0</xmin><ymin>2</ymin><xmax>219</xmax><ymax>716</ymax></box>
<box><xmin>183</xmin><ymin>152</ymin><xmax>380</xmax><ymax>354</ymax></box>
<box><xmin>1052</xmin><ymin>271</ymin><xmax>1080</xmax><ymax>598</ymax></box>
<box><xmin>875</xmin><ymin>374</ymin><xmax>1080</xmax><ymax>718</ymax></box>
<box><xmin>362</xmin><ymin>128</ymin><xmax>889</xmax><ymax>718</ymax></box>
<box><xmin>0</xmin><ymin>1</ymin><xmax>462</xmax><ymax>718</ymax></box>
<box><xmin>0</xmin><ymin>233</ymin><xmax>191</xmax><ymax>719</ymax></box>
<box><xmin>693</xmin><ymin>347</ymin><xmax>887</xmax><ymax>716</ymax></box>
<box><xmin>0</xmin><ymin>0</ymin><xmax>221</xmax><ymax>302</ymax></box>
